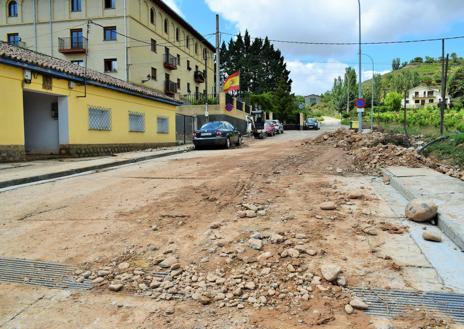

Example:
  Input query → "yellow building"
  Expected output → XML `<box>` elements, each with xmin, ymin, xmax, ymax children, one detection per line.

<box><xmin>0</xmin><ymin>42</ymin><xmax>180</xmax><ymax>162</ymax></box>
<box><xmin>0</xmin><ymin>0</ymin><xmax>215</xmax><ymax>100</ymax></box>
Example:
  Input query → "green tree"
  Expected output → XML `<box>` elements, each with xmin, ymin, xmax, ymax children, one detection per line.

<box><xmin>383</xmin><ymin>92</ymin><xmax>403</xmax><ymax>112</ymax></box>
<box><xmin>410</xmin><ymin>57</ymin><xmax>424</xmax><ymax>64</ymax></box>
<box><xmin>392</xmin><ymin>58</ymin><xmax>401</xmax><ymax>71</ymax></box>
<box><xmin>272</xmin><ymin>78</ymin><xmax>296</xmax><ymax>123</ymax></box>
<box><xmin>451</xmin><ymin>53</ymin><xmax>459</xmax><ymax>64</ymax></box>
<box><xmin>425</xmin><ymin>56</ymin><xmax>436</xmax><ymax>64</ymax></box>
<box><xmin>449</xmin><ymin>67</ymin><xmax>464</xmax><ymax>98</ymax></box>
<box><xmin>393</xmin><ymin>71</ymin><xmax>420</xmax><ymax>140</ymax></box>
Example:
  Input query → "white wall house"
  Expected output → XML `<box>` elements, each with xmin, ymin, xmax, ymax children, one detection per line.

<box><xmin>402</xmin><ymin>86</ymin><xmax>451</xmax><ymax>109</ymax></box>
<box><xmin>304</xmin><ymin>94</ymin><xmax>321</xmax><ymax>106</ymax></box>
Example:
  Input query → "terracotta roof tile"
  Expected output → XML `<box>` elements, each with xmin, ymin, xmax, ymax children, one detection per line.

<box><xmin>0</xmin><ymin>42</ymin><xmax>179</xmax><ymax>104</ymax></box>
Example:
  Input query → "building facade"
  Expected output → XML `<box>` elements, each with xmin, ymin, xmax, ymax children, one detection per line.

<box><xmin>304</xmin><ymin>94</ymin><xmax>321</xmax><ymax>106</ymax></box>
<box><xmin>0</xmin><ymin>0</ymin><xmax>215</xmax><ymax>100</ymax></box>
<box><xmin>402</xmin><ymin>86</ymin><xmax>451</xmax><ymax>109</ymax></box>
<box><xmin>0</xmin><ymin>42</ymin><xmax>180</xmax><ymax>162</ymax></box>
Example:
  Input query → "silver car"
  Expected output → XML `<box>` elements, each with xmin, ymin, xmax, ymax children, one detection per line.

<box><xmin>271</xmin><ymin>120</ymin><xmax>284</xmax><ymax>134</ymax></box>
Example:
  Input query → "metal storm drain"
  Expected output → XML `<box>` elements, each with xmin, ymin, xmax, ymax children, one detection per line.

<box><xmin>352</xmin><ymin>288</ymin><xmax>464</xmax><ymax>323</ymax></box>
<box><xmin>0</xmin><ymin>257</ymin><xmax>92</xmax><ymax>290</ymax></box>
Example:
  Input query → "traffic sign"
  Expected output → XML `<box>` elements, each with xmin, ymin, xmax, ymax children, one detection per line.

<box><xmin>355</xmin><ymin>98</ymin><xmax>367</xmax><ymax>108</ymax></box>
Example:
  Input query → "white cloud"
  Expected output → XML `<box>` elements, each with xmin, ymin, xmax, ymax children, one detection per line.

<box><xmin>287</xmin><ymin>60</ymin><xmax>348</xmax><ymax>96</ymax></box>
<box><xmin>363</xmin><ymin>70</ymin><xmax>390</xmax><ymax>81</ymax></box>
<box><xmin>207</xmin><ymin>0</ymin><xmax>464</xmax><ymax>57</ymax></box>
<box><xmin>205</xmin><ymin>0</ymin><xmax>464</xmax><ymax>93</ymax></box>
<box><xmin>163</xmin><ymin>0</ymin><xmax>183</xmax><ymax>16</ymax></box>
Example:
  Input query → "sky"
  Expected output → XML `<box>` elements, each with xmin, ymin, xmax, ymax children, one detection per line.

<box><xmin>166</xmin><ymin>0</ymin><xmax>464</xmax><ymax>96</ymax></box>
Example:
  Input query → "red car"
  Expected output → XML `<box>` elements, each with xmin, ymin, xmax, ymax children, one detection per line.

<box><xmin>264</xmin><ymin>120</ymin><xmax>277</xmax><ymax>136</ymax></box>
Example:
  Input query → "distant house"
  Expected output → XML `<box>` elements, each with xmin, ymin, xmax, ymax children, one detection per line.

<box><xmin>304</xmin><ymin>94</ymin><xmax>321</xmax><ymax>106</ymax></box>
<box><xmin>402</xmin><ymin>86</ymin><xmax>450</xmax><ymax>109</ymax></box>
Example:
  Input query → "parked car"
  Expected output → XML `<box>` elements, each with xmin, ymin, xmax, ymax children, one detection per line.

<box><xmin>271</xmin><ymin>120</ymin><xmax>284</xmax><ymax>134</ymax></box>
<box><xmin>304</xmin><ymin>118</ymin><xmax>321</xmax><ymax>130</ymax></box>
<box><xmin>193</xmin><ymin>121</ymin><xmax>242</xmax><ymax>149</ymax></box>
<box><xmin>264</xmin><ymin>121</ymin><xmax>277</xmax><ymax>136</ymax></box>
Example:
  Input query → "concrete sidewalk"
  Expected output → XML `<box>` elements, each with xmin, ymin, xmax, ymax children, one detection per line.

<box><xmin>383</xmin><ymin>166</ymin><xmax>464</xmax><ymax>251</ymax></box>
<box><xmin>0</xmin><ymin>145</ymin><xmax>193</xmax><ymax>189</ymax></box>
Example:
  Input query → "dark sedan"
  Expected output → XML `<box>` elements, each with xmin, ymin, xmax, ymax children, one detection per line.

<box><xmin>193</xmin><ymin>121</ymin><xmax>242</xmax><ymax>149</ymax></box>
<box><xmin>304</xmin><ymin>118</ymin><xmax>321</xmax><ymax>130</ymax></box>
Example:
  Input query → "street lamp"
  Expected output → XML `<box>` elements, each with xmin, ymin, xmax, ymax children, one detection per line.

<box><xmin>357</xmin><ymin>0</ymin><xmax>363</xmax><ymax>133</ymax></box>
<box><xmin>362</xmin><ymin>53</ymin><xmax>375</xmax><ymax>130</ymax></box>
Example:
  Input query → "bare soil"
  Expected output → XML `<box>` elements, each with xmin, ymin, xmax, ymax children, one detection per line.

<box><xmin>0</xmin><ymin>129</ymin><xmax>461</xmax><ymax>328</ymax></box>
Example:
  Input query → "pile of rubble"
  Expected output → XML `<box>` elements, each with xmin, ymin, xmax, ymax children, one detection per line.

<box><xmin>310</xmin><ymin>129</ymin><xmax>464</xmax><ymax>180</ymax></box>
<box><xmin>75</xmin><ymin>229</ymin><xmax>367</xmax><ymax>315</ymax></box>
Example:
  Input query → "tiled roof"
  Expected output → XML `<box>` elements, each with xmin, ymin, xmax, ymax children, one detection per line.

<box><xmin>0</xmin><ymin>42</ymin><xmax>180</xmax><ymax>105</ymax></box>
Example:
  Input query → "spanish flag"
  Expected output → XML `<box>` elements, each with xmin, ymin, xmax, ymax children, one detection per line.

<box><xmin>223</xmin><ymin>71</ymin><xmax>240</xmax><ymax>93</ymax></box>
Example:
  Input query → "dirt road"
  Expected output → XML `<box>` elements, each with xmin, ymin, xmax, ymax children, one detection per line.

<box><xmin>0</xmin><ymin>121</ymin><xmax>460</xmax><ymax>329</ymax></box>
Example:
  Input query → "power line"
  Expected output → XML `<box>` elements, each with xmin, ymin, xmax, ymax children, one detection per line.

<box><xmin>220</xmin><ymin>31</ymin><xmax>464</xmax><ymax>46</ymax></box>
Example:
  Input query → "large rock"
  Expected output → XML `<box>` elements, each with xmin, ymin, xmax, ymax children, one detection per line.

<box><xmin>320</xmin><ymin>202</ymin><xmax>337</xmax><ymax>211</ymax></box>
<box><xmin>405</xmin><ymin>199</ymin><xmax>438</xmax><ymax>222</ymax></box>
<box><xmin>248</xmin><ymin>238</ymin><xmax>263</xmax><ymax>250</ymax></box>
<box><xmin>422</xmin><ymin>231</ymin><xmax>442</xmax><ymax>242</ymax></box>
<box><xmin>159</xmin><ymin>256</ymin><xmax>177</xmax><ymax>268</ymax></box>
<box><xmin>320</xmin><ymin>263</ymin><xmax>342</xmax><ymax>282</ymax></box>
<box><xmin>350</xmin><ymin>297</ymin><xmax>369</xmax><ymax>310</ymax></box>
<box><xmin>108</xmin><ymin>283</ymin><xmax>123</xmax><ymax>292</ymax></box>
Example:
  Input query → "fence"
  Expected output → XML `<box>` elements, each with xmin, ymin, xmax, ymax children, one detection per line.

<box><xmin>176</xmin><ymin>114</ymin><xmax>195</xmax><ymax>145</ymax></box>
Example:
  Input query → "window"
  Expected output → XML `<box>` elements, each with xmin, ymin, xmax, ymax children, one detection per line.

<box><xmin>151</xmin><ymin>38</ymin><xmax>157</xmax><ymax>53</ymax></box>
<box><xmin>415</xmin><ymin>100</ymin><xmax>420</xmax><ymax>104</ymax></box>
<box><xmin>71</xmin><ymin>0</ymin><xmax>81</xmax><ymax>12</ymax></box>
<box><xmin>186</xmin><ymin>36</ymin><xmax>190</xmax><ymax>49</ymax></box>
<box><xmin>7</xmin><ymin>33</ymin><xmax>20</xmax><ymax>46</ymax></box>
<box><xmin>157</xmin><ymin>117</ymin><xmax>169</xmax><ymax>134</ymax></box>
<box><xmin>177</xmin><ymin>54</ymin><xmax>180</xmax><ymax>66</ymax></box>
<box><xmin>71</xmin><ymin>60</ymin><xmax>84</xmax><ymax>67</ymax></box>
<box><xmin>195</xmin><ymin>42</ymin><xmax>198</xmax><ymax>55</ymax></box>
<box><xmin>104</xmin><ymin>26</ymin><xmax>117</xmax><ymax>41</ymax></box>
<box><xmin>8</xmin><ymin>1</ymin><xmax>18</xmax><ymax>17</ymax></box>
<box><xmin>104</xmin><ymin>0</ymin><xmax>115</xmax><ymax>9</ymax></box>
<box><xmin>150</xmin><ymin>8</ymin><xmax>155</xmax><ymax>24</ymax></box>
<box><xmin>89</xmin><ymin>107</ymin><xmax>111</xmax><ymax>131</ymax></box>
<box><xmin>129</xmin><ymin>112</ymin><xmax>145</xmax><ymax>132</ymax></box>
<box><xmin>70</xmin><ymin>29</ymin><xmax>83</xmax><ymax>48</ymax></box>
<box><xmin>164</xmin><ymin>19</ymin><xmax>168</xmax><ymax>34</ymax></box>
<box><xmin>104</xmin><ymin>58</ymin><xmax>117</xmax><ymax>72</ymax></box>
<box><xmin>187</xmin><ymin>82</ymin><xmax>191</xmax><ymax>93</ymax></box>
<box><xmin>429</xmin><ymin>99</ymin><xmax>434</xmax><ymax>103</ymax></box>
<box><xmin>176</xmin><ymin>28</ymin><xmax>179</xmax><ymax>41</ymax></box>
<box><xmin>177</xmin><ymin>78</ymin><xmax>181</xmax><ymax>90</ymax></box>
<box><xmin>151</xmin><ymin>67</ymin><xmax>157</xmax><ymax>80</ymax></box>
<box><xmin>187</xmin><ymin>60</ymin><xmax>191</xmax><ymax>71</ymax></box>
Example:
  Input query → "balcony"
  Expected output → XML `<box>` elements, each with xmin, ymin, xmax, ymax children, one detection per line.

<box><xmin>194</xmin><ymin>70</ymin><xmax>205</xmax><ymax>83</ymax></box>
<box><xmin>58</xmin><ymin>37</ymin><xmax>87</xmax><ymax>54</ymax></box>
<box><xmin>163</xmin><ymin>53</ymin><xmax>178</xmax><ymax>70</ymax></box>
<box><xmin>165</xmin><ymin>80</ymin><xmax>178</xmax><ymax>96</ymax></box>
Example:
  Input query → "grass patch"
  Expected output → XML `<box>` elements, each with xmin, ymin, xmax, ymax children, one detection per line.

<box><xmin>424</xmin><ymin>133</ymin><xmax>464</xmax><ymax>167</ymax></box>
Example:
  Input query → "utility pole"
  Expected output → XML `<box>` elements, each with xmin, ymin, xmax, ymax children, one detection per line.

<box><xmin>357</xmin><ymin>0</ymin><xmax>363</xmax><ymax>133</ymax></box>
<box><xmin>363</xmin><ymin>53</ymin><xmax>375</xmax><ymax>130</ymax></box>
<box><xmin>440</xmin><ymin>39</ymin><xmax>447</xmax><ymax>136</ymax></box>
<box><xmin>215</xmin><ymin>15</ymin><xmax>220</xmax><ymax>97</ymax></box>
<box><xmin>205</xmin><ymin>52</ymin><xmax>209</xmax><ymax>122</ymax></box>
<box><xmin>346</xmin><ymin>75</ymin><xmax>350</xmax><ymax>114</ymax></box>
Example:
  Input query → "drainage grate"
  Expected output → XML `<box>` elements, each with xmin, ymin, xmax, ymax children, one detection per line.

<box><xmin>352</xmin><ymin>288</ymin><xmax>464</xmax><ymax>323</ymax></box>
<box><xmin>0</xmin><ymin>257</ymin><xmax>92</xmax><ymax>290</ymax></box>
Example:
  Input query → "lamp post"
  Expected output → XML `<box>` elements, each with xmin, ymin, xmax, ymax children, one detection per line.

<box><xmin>357</xmin><ymin>0</ymin><xmax>363</xmax><ymax>133</ymax></box>
<box><xmin>362</xmin><ymin>53</ymin><xmax>375</xmax><ymax>130</ymax></box>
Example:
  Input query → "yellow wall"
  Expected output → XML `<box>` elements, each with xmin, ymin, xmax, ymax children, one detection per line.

<box><xmin>0</xmin><ymin>64</ymin><xmax>24</xmax><ymax>145</ymax></box>
<box><xmin>0</xmin><ymin>63</ymin><xmax>176</xmax><ymax>146</ymax></box>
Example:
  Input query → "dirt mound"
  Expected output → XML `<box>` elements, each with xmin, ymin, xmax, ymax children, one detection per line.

<box><xmin>309</xmin><ymin>129</ymin><xmax>464</xmax><ymax>179</ymax></box>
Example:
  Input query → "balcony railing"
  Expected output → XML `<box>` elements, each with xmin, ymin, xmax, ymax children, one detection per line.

<box><xmin>164</xmin><ymin>53</ymin><xmax>178</xmax><ymax>70</ymax></box>
<box><xmin>58</xmin><ymin>37</ymin><xmax>87</xmax><ymax>54</ymax></box>
<box><xmin>194</xmin><ymin>70</ymin><xmax>205</xmax><ymax>83</ymax></box>
<box><xmin>180</xmin><ymin>93</ymin><xmax>219</xmax><ymax>105</ymax></box>
<box><xmin>165</xmin><ymin>80</ymin><xmax>178</xmax><ymax>96</ymax></box>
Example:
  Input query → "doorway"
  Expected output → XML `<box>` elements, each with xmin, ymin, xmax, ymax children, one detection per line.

<box><xmin>23</xmin><ymin>91</ymin><xmax>68</xmax><ymax>155</ymax></box>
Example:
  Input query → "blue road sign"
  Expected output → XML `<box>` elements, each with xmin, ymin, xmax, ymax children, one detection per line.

<box><xmin>355</xmin><ymin>98</ymin><xmax>367</xmax><ymax>108</ymax></box>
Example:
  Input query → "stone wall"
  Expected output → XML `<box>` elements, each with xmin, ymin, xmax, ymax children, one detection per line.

<box><xmin>59</xmin><ymin>143</ymin><xmax>176</xmax><ymax>157</ymax></box>
<box><xmin>0</xmin><ymin>145</ymin><xmax>26</xmax><ymax>162</ymax></box>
